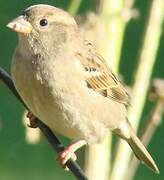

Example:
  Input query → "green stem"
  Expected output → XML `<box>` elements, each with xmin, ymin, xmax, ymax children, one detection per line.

<box><xmin>100</xmin><ymin>0</ymin><xmax>129</xmax><ymax>73</ymax></box>
<box><xmin>84</xmin><ymin>136</ymin><xmax>111</xmax><ymax>180</ymax></box>
<box><xmin>68</xmin><ymin>0</ymin><xmax>82</xmax><ymax>16</ymax></box>
<box><xmin>110</xmin><ymin>0</ymin><xmax>164</xmax><ymax>179</ymax></box>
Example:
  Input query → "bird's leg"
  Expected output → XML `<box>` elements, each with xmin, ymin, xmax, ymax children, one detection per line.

<box><xmin>57</xmin><ymin>139</ymin><xmax>87</xmax><ymax>170</ymax></box>
<box><xmin>26</xmin><ymin>111</ymin><xmax>38</xmax><ymax>128</ymax></box>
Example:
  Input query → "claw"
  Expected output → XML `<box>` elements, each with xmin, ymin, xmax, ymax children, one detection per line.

<box><xmin>26</xmin><ymin>111</ymin><xmax>38</xmax><ymax>128</ymax></box>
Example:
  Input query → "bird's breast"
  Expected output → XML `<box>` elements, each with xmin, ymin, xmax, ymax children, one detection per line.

<box><xmin>11</xmin><ymin>50</ymin><xmax>101</xmax><ymax>141</ymax></box>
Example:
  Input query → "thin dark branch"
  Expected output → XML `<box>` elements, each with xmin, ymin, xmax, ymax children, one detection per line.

<box><xmin>0</xmin><ymin>66</ymin><xmax>88</xmax><ymax>180</ymax></box>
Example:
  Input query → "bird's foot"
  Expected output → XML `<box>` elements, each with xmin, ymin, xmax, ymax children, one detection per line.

<box><xmin>26</xmin><ymin>111</ymin><xmax>38</xmax><ymax>128</ymax></box>
<box><xmin>57</xmin><ymin>139</ymin><xmax>87</xmax><ymax>171</ymax></box>
<box><xmin>57</xmin><ymin>148</ymin><xmax>77</xmax><ymax>171</ymax></box>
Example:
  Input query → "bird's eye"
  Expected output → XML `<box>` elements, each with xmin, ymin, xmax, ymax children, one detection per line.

<box><xmin>39</xmin><ymin>19</ymin><xmax>48</xmax><ymax>27</ymax></box>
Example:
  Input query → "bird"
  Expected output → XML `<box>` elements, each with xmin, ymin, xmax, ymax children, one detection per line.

<box><xmin>7</xmin><ymin>4</ymin><xmax>159</xmax><ymax>173</ymax></box>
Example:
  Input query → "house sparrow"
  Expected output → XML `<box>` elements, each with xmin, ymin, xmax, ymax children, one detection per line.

<box><xmin>7</xmin><ymin>4</ymin><xmax>159</xmax><ymax>173</ymax></box>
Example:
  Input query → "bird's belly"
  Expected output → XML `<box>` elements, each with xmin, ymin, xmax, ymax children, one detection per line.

<box><xmin>30</xmin><ymin>88</ymin><xmax>108</xmax><ymax>142</ymax></box>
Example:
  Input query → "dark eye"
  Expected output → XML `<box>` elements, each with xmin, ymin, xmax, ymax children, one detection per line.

<box><xmin>39</xmin><ymin>19</ymin><xmax>48</xmax><ymax>27</ymax></box>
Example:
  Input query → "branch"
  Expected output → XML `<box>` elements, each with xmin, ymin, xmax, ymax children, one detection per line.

<box><xmin>0</xmin><ymin>66</ymin><xmax>88</xmax><ymax>180</ymax></box>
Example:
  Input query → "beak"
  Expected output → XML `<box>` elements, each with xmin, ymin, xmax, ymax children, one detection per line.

<box><xmin>6</xmin><ymin>15</ymin><xmax>32</xmax><ymax>34</ymax></box>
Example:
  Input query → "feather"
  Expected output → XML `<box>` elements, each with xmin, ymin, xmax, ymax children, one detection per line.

<box><xmin>76</xmin><ymin>40</ymin><xmax>129</xmax><ymax>105</ymax></box>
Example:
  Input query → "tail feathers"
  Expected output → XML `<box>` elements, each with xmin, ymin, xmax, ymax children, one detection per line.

<box><xmin>127</xmin><ymin>122</ymin><xmax>159</xmax><ymax>173</ymax></box>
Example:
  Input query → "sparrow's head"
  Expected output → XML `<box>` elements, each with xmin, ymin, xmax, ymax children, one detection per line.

<box><xmin>7</xmin><ymin>4</ymin><xmax>78</xmax><ymax>55</ymax></box>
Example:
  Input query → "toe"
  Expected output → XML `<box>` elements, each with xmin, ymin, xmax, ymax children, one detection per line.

<box><xmin>57</xmin><ymin>149</ymin><xmax>77</xmax><ymax>169</ymax></box>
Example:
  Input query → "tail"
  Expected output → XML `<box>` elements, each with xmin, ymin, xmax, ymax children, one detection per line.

<box><xmin>126</xmin><ymin>121</ymin><xmax>159</xmax><ymax>173</ymax></box>
<box><xmin>115</xmin><ymin>120</ymin><xmax>159</xmax><ymax>173</ymax></box>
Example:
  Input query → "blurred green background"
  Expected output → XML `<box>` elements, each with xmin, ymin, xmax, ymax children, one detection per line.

<box><xmin>0</xmin><ymin>0</ymin><xmax>163</xmax><ymax>180</ymax></box>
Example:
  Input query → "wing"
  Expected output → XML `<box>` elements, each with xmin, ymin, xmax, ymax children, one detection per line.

<box><xmin>76</xmin><ymin>40</ymin><xmax>129</xmax><ymax>105</ymax></box>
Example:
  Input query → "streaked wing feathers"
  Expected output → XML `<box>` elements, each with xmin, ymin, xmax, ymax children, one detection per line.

<box><xmin>76</xmin><ymin>40</ymin><xmax>129</xmax><ymax>105</ymax></box>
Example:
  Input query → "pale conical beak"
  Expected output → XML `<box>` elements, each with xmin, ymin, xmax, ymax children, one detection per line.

<box><xmin>6</xmin><ymin>15</ymin><xmax>32</xmax><ymax>34</ymax></box>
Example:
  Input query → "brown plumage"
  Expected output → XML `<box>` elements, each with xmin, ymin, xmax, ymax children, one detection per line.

<box><xmin>76</xmin><ymin>41</ymin><xmax>129</xmax><ymax>105</ymax></box>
